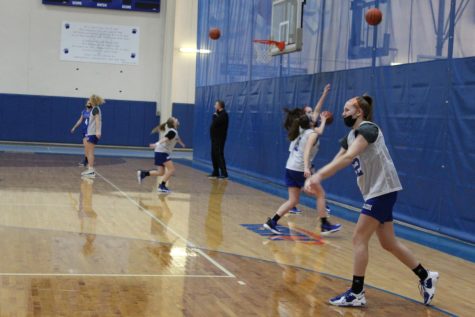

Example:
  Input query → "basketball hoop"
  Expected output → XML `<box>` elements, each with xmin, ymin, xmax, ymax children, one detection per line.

<box><xmin>253</xmin><ymin>39</ymin><xmax>285</xmax><ymax>64</ymax></box>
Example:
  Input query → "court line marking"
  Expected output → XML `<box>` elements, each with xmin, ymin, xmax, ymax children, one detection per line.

<box><xmin>96</xmin><ymin>171</ymin><xmax>236</xmax><ymax>278</ymax></box>
<box><xmin>0</xmin><ymin>273</ymin><xmax>232</xmax><ymax>278</ymax></box>
<box><xmin>193</xmin><ymin>247</ymin><xmax>458</xmax><ymax>317</ymax></box>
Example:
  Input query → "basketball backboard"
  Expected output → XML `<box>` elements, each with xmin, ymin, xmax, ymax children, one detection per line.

<box><xmin>270</xmin><ymin>0</ymin><xmax>306</xmax><ymax>55</ymax></box>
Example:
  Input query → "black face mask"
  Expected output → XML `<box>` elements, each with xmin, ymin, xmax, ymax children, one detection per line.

<box><xmin>343</xmin><ymin>115</ymin><xmax>357</xmax><ymax>127</ymax></box>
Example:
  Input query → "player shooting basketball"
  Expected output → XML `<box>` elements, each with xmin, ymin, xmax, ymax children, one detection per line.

<box><xmin>305</xmin><ymin>95</ymin><xmax>439</xmax><ymax>307</ymax></box>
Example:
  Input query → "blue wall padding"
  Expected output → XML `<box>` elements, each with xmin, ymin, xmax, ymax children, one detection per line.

<box><xmin>193</xmin><ymin>57</ymin><xmax>475</xmax><ymax>244</ymax></box>
<box><xmin>0</xmin><ymin>93</ymin><xmax>159</xmax><ymax>147</ymax></box>
<box><xmin>172</xmin><ymin>102</ymin><xmax>194</xmax><ymax>148</ymax></box>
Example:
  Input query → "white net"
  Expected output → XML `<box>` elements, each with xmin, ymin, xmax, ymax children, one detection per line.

<box><xmin>254</xmin><ymin>43</ymin><xmax>274</xmax><ymax>64</ymax></box>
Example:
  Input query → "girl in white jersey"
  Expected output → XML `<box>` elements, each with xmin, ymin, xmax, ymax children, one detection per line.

<box><xmin>137</xmin><ymin>117</ymin><xmax>185</xmax><ymax>193</ymax></box>
<box><xmin>263</xmin><ymin>112</ymin><xmax>341</xmax><ymax>235</ymax></box>
<box><xmin>81</xmin><ymin>94</ymin><xmax>105</xmax><ymax>178</ymax></box>
<box><xmin>70</xmin><ymin>100</ymin><xmax>92</xmax><ymax>167</ymax></box>
<box><xmin>290</xmin><ymin>84</ymin><xmax>332</xmax><ymax>215</ymax></box>
<box><xmin>305</xmin><ymin>96</ymin><xmax>439</xmax><ymax>307</ymax></box>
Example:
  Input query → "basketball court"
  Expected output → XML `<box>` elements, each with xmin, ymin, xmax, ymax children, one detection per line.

<box><xmin>0</xmin><ymin>148</ymin><xmax>471</xmax><ymax>315</ymax></box>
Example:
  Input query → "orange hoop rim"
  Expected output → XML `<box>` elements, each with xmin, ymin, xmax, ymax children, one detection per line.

<box><xmin>253</xmin><ymin>39</ymin><xmax>286</xmax><ymax>52</ymax></box>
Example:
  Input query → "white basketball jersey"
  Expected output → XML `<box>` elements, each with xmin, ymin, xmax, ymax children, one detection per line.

<box><xmin>86</xmin><ymin>106</ymin><xmax>101</xmax><ymax>136</ymax></box>
<box><xmin>154</xmin><ymin>128</ymin><xmax>179</xmax><ymax>154</ymax></box>
<box><xmin>286</xmin><ymin>129</ymin><xmax>320</xmax><ymax>172</ymax></box>
<box><xmin>347</xmin><ymin>121</ymin><xmax>402</xmax><ymax>200</ymax></box>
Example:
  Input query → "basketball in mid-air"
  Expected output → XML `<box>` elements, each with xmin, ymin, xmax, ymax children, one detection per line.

<box><xmin>209</xmin><ymin>27</ymin><xmax>221</xmax><ymax>40</ymax></box>
<box><xmin>322</xmin><ymin>111</ymin><xmax>333</xmax><ymax>125</ymax></box>
<box><xmin>365</xmin><ymin>8</ymin><xmax>383</xmax><ymax>26</ymax></box>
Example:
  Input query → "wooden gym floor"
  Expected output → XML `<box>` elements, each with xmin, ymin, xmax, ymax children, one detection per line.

<box><xmin>0</xmin><ymin>151</ymin><xmax>473</xmax><ymax>316</ymax></box>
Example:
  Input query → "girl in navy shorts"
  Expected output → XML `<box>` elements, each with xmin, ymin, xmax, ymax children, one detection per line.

<box><xmin>290</xmin><ymin>83</ymin><xmax>331</xmax><ymax>215</ymax></box>
<box><xmin>263</xmin><ymin>110</ymin><xmax>341</xmax><ymax>235</ymax></box>
<box><xmin>70</xmin><ymin>100</ymin><xmax>92</xmax><ymax>166</ymax></box>
<box><xmin>305</xmin><ymin>95</ymin><xmax>439</xmax><ymax>307</ymax></box>
<box><xmin>81</xmin><ymin>94</ymin><xmax>105</xmax><ymax>178</ymax></box>
<box><xmin>137</xmin><ymin>117</ymin><xmax>185</xmax><ymax>193</ymax></box>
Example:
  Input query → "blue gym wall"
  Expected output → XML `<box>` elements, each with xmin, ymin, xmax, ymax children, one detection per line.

<box><xmin>0</xmin><ymin>93</ymin><xmax>159</xmax><ymax>147</ymax></box>
<box><xmin>193</xmin><ymin>57</ymin><xmax>475</xmax><ymax>244</ymax></box>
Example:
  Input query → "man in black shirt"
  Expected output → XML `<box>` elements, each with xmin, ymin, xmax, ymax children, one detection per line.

<box><xmin>209</xmin><ymin>100</ymin><xmax>229</xmax><ymax>179</ymax></box>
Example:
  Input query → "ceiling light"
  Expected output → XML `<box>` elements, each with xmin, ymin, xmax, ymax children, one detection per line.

<box><xmin>179</xmin><ymin>48</ymin><xmax>211</xmax><ymax>54</ymax></box>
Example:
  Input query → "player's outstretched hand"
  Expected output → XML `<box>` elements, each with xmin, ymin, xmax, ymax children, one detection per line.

<box><xmin>304</xmin><ymin>173</ymin><xmax>322</xmax><ymax>195</ymax></box>
<box><xmin>304</xmin><ymin>168</ymin><xmax>311</xmax><ymax>178</ymax></box>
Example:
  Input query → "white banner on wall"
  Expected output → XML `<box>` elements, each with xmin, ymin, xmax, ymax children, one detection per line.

<box><xmin>60</xmin><ymin>21</ymin><xmax>140</xmax><ymax>65</ymax></box>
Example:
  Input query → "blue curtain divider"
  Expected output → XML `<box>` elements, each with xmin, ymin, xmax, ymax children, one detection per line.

<box><xmin>193</xmin><ymin>57</ymin><xmax>475</xmax><ymax>244</ymax></box>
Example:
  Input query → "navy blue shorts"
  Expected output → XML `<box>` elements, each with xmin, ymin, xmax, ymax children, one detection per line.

<box><xmin>361</xmin><ymin>191</ymin><xmax>398</xmax><ymax>223</ymax></box>
<box><xmin>284</xmin><ymin>169</ymin><xmax>306</xmax><ymax>188</ymax></box>
<box><xmin>154</xmin><ymin>152</ymin><xmax>171</xmax><ymax>167</ymax></box>
<box><xmin>87</xmin><ymin>135</ymin><xmax>99</xmax><ymax>144</ymax></box>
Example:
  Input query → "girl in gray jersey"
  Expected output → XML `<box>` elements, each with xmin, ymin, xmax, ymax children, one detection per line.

<box><xmin>81</xmin><ymin>94</ymin><xmax>105</xmax><ymax>178</ymax></box>
<box><xmin>137</xmin><ymin>117</ymin><xmax>185</xmax><ymax>193</ymax></box>
<box><xmin>305</xmin><ymin>96</ymin><xmax>439</xmax><ymax>307</ymax></box>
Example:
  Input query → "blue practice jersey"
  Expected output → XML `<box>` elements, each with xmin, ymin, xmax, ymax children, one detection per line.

<box><xmin>81</xmin><ymin>109</ymin><xmax>91</xmax><ymax>135</ymax></box>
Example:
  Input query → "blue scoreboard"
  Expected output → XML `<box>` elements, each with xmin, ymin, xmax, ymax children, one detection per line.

<box><xmin>42</xmin><ymin>0</ymin><xmax>160</xmax><ymax>13</ymax></box>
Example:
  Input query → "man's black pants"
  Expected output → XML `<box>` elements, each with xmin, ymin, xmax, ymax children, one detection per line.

<box><xmin>211</xmin><ymin>139</ymin><xmax>227</xmax><ymax>177</ymax></box>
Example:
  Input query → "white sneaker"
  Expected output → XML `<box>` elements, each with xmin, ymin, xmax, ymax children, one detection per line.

<box><xmin>137</xmin><ymin>170</ymin><xmax>144</xmax><ymax>184</ymax></box>
<box><xmin>329</xmin><ymin>289</ymin><xmax>366</xmax><ymax>307</ymax></box>
<box><xmin>81</xmin><ymin>168</ymin><xmax>95</xmax><ymax>178</ymax></box>
<box><xmin>419</xmin><ymin>271</ymin><xmax>439</xmax><ymax>305</ymax></box>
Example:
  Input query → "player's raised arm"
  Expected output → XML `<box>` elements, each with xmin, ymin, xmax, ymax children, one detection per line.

<box><xmin>311</xmin><ymin>83</ymin><xmax>330</xmax><ymax>122</ymax></box>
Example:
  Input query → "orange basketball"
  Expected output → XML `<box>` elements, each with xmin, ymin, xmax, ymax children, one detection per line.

<box><xmin>322</xmin><ymin>111</ymin><xmax>333</xmax><ymax>125</ymax></box>
<box><xmin>209</xmin><ymin>27</ymin><xmax>221</xmax><ymax>40</ymax></box>
<box><xmin>365</xmin><ymin>8</ymin><xmax>383</xmax><ymax>26</ymax></box>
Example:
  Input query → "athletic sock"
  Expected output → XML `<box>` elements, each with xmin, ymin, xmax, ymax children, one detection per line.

<box><xmin>412</xmin><ymin>263</ymin><xmax>429</xmax><ymax>281</ymax></box>
<box><xmin>351</xmin><ymin>276</ymin><xmax>365</xmax><ymax>294</ymax></box>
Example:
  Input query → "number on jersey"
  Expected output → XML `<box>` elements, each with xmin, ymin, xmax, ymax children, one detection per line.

<box><xmin>352</xmin><ymin>158</ymin><xmax>364</xmax><ymax>176</ymax></box>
